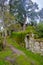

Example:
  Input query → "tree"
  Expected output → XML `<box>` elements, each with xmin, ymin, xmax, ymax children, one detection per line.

<box><xmin>9</xmin><ymin>0</ymin><xmax>26</xmax><ymax>27</ymax></box>
<box><xmin>9</xmin><ymin>0</ymin><xmax>38</xmax><ymax>30</ymax></box>
<box><xmin>0</xmin><ymin>0</ymin><xmax>8</xmax><ymax>48</ymax></box>
<box><xmin>38</xmin><ymin>8</ymin><xmax>43</xmax><ymax>22</ymax></box>
<box><xmin>0</xmin><ymin>0</ymin><xmax>15</xmax><ymax>48</ymax></box>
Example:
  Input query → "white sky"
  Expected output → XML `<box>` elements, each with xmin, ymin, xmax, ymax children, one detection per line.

<box><xmin>32</xmin><ymin>0</ymin><xmax>43</xmax><ymax>10</ymax></box>
<box><xmin>5</xmin><ymin>0</ymin><xmax>9</xmax><ymax>5</ymax></box>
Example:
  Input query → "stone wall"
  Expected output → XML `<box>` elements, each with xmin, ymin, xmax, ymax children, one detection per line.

<box><xmin>25</xmin><ymin>34</ymin><xmax>43</xmax><ymax>55</ymax></box>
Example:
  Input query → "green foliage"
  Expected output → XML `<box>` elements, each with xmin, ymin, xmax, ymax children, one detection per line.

<box><xmin>14</xmin><ymin>55</ymin><xmax>32</xmax><ymax>65</ymax></box>
<box><xmin>11</xmin><ymin>31</ymin><xmax>30</xmax><ymax>47</ymax></box>
<box><xmin>0</xmin><ymin>47</ymin><xmax>12</xmax><ymax>65</ymax></box>
<box><xmin>4</xmin><ymin>11</ymin><xmax>15</xmax><ymax>28</ymax></box>
<box><xmin>26</xmin><ymin>26</ymin><xmax>35</xmax><ymax>33</ymax></box>
<box><xmin>0</xmin><ymin>60</ymin><xmax>12</xmax><ymax>65</ymax></box>
<box><xmin>11</xmin><ymin>26</ymin><xmax>37</xmax><ymax>47</ymax></box>
<box><xmin>9</xmin><ymin>0</ymin><xmax>26</xmax><ymax>25</ymax></box>
<box><xmin>36</xmin><ymin>23</ymin><xmax>43</xmax><ymax>38</ymax></box>
<box><xmin>11</xmin><ymin>32</ymin><xmax>26</xmax><ymax>47</ymax></box>
<box><xmin>8</xmin><ymin>24</ymin><xmax>22</xmax><ymax>32</ymax></box>
<box><xmin>9</xmin><ymin>0</ymin><xmax>38</xmax><ymax>26</ymax></box>
<box><xmin>26</xmin><ymin>26</ymin><xmax>37</xmax><ymax>38</ymax></box>
<box><xmin>7</xmin><ymin>38</ymin><xmax>43</xmax><ymax>65</ymax></box>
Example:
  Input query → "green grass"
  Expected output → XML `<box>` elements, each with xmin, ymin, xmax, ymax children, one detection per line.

<box><xmin>0</xmin><ymin>47</ymin><xmax>12</xmax><ymax>65</ymax></box>
<box><xmin>0</xmin><ymin>41</ymin><xmax>35</xmax><ymax>65</ymax></box>
<box><xmin>0</xmin><ymin>60</ymin><xmax>12</xmax><ymax>65</ymax></box>
<box><xmin>0</xmin><ymin>37</ymin><xmax>43</xmax><ymax>65</ymax></box>
<box><xmin>7</xmin><ymin>38</ymin><xmax>43</xmax><ymax>65</ymax></box>
<box><xmin>0</xmin><ymin>47</ymin><xmax>12</xmax><ymax>59</ymax></box>
<box><xmin>14</xmin><ymin>55</ymin><xmax>33</xmax><ymax>65</ymax></box>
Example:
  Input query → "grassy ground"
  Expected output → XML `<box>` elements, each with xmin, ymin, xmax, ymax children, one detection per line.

<box><xmin>7</xmin><ymin>37</ymin><xmax>43</xmax><ymax>65</ymax></box>
<box><xmin>0</xmin><ymin>43</ymin><xmax>34</xmax><ymax>65</ymax></box>
<box><xmin>0</xmin><ymin>37</ymin><xmax>43</xmax><ymax>65</ymax></box>
<box><xmin>0</xmin><ymin>47</ymin><xmax>12</xmax><ymax>65</ymax></box>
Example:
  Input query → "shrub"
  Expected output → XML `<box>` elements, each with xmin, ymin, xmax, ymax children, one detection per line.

<box><xmin>11</xmin><ymin>26</ymin><xmax>37</xmax><ymax>47</ymax></box>
<box><xmin>26</xmin><ymin>26</ymin><xmax>36</xmax><ymax>33</ymax></box>
<box><xmin>11</xmin><ymin>31</ymin><xmax>30</xmax><ymax>47</ymax></box>
<box><xmin>36</xmin><ymin>23</ymin><xmax>43</xmax><ymax>38</ymax></box>
<box><xmin>8</xmin><ymin>23</ymin><xmax>22</xmax><ymax>32</ymax></box>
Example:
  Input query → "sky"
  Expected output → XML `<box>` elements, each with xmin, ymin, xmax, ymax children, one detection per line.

<box><xmin>32</xmin><ymin>0</ymin><xmax>43</xmax><ymax>10</ymax></box>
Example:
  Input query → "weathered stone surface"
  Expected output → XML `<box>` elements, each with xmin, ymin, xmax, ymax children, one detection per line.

<box><xmin>25</xmin><ymin>37</ymin><xmax>29</xmax><ymax>49</ymax></box>
<box><xmin>25</xmin><ymin>34</ymin><xmax>43</xmax><ymax>55</ymax></box>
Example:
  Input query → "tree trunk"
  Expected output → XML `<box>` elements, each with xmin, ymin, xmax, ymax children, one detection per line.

<box><xmin>3</xmin><ymin>29</ymin><xmax>7</xmax><ymax>48</ymax></box>
<box><xmin>23</xmin><ymin>23</ymin><xmax>26</xmax><ymax>31</ymax></box>
<box><xmin>23</xmin><ymin>17</ymin><xmax>26</xmax><ymax>31</ymax></box>
<box><xmin>1</xmin><ymin>3</ymin><xmax>7</xmax><ymax>48</ymax></box>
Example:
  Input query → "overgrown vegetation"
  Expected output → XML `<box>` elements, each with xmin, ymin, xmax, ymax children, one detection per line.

<box><xmin>11</xmin><ymin>31</ymin><xmax>27</xmax><ymax>47</ymax></box>
<box><xmin>0</xmin><ymin>0</ymin><xmax>43</xmax><ymax>65</ymax></box>
<box><xmin>7</xmin><ymin>38</ymin><xmax>43</xmax><ymax>65</ymax></box>
<box><xmin>10</xmin><ymin>26</ymin><xmax>38</xmax><ymax>47</ymax></box>
<box><xmin>36</xmin><ymin>22</ymin><xmax>43</xmax><ymax>38</ymax></box>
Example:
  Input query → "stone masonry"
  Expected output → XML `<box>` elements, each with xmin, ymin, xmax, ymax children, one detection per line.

<box><xmin>25</xmin><ymin>34</ymin><xmax>43</xmax><ymax>55</ymax></box>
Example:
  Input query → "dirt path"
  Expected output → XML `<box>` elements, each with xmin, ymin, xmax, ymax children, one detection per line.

<box><xmin>8</xmin><ymin>45</ymin><xmax>25</xmax><ymax>55</ymax></box>
<box><xmin>5</xmin><ymin>44</ymin><xmax>25</xmax><ymax>64</ymax></box>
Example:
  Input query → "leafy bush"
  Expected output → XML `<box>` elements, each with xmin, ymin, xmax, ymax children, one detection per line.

<box><xmin>36</xmin><ymin>23</ymin><xmax>43</xmax><ymax>38</ymax></box>
<box><xmin>7</xmin><ymin>38</ymin><xmax>43</xmax><ymax>65</ymax></box>
<box><xmin>11</xmin><ymin>26</ymin><xmax>37</xmax><ymax>47</ymax></box>
<box><xmin>8</xmin><ymin>23</ymin><xmax>22</xmax><ymax>32</ymax></box>
<box><xmin>26</xmin><ymin>26</ymin><xmax>36</xmax><ymax>33</ymax></box>
<box><xmin>11</xmin><ymin>31</ymin><xmax>30</xmax><ymax>47</ymax></box>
